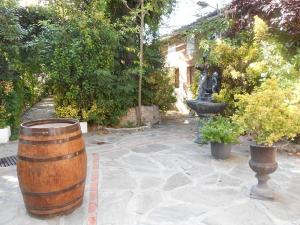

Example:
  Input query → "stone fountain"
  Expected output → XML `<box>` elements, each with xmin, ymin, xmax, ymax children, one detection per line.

<box><xmin>187</xmin><ymin>55</ymin><xmax>227</xmax><ymax>144</ymax></box>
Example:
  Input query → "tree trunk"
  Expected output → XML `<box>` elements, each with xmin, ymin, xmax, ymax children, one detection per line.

<box><xmin>137</xmin><ymin>0</ymin><xmax>144</xmax><ymax>126</ymax></box>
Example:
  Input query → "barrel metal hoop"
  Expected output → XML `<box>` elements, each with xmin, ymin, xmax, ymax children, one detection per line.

<box><xmin>18</xmin><ymin>148</ymin><xmax>85</xmax><ymax>162</ymax></box>
<box><xmin>20</xmin><ymin>119</ymin><xmax>80</xmax><ymax>136</ymax></box>
<box><xmin>21</xmin><ymin>178</ymin><xmax>86</xmax><ymax>197</ymax></box>
<box><xmin>28</xmin><ymin>199</ymin><xmax>83</xmax><ymax>217</ymax></box>
<box><xmin>20</xmin><ymin>125</ymin><xmax>79</xmax><ymax>136</ymax></box>
<box><xmin>19</xmin><ymin>133</ymin><xmax>82</xmax><ymax>145</ymax></box>
<box><xmin>26</xmin><ymin>195</ymin><xmax>83</xmax><ymax>211</ymax></box>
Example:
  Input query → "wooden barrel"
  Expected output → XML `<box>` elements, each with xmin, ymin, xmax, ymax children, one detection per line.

<box><xmin>17</xmin><ymin>119</ymin><xmax>87</xmax><ymax>218</ymax></box>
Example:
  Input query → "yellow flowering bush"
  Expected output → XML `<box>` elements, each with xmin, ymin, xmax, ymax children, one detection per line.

<box><xmin>253</xmin><ymin>16</ymin><xmax>269</xmax><ymax>42</ymax></box>
<box><xmin>233</xmin><ymin>77</ymin><xmax>300</xmax><ymax>146</ymax></box>
<box><xmin>55</xmin><ymin>105</ymin><xmax>81</xmax><ymax>121</ymax></box>
<box><xmin>206</xmin><ymin>36</ymin><xmax>261</xmax><ymax>114</ymax></box>
<box><xmin>0</xmin><ymin>81</ymin><xmax>14</xmax><ymax>128</ymax></box>
<box><xmin>0</xmin><ymin>106</ymin><xmax>10</xmax><ymax>128</ymax></box>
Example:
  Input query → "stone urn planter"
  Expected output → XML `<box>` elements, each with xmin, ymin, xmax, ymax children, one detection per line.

<box><xmin>0</xmin><ymin>126</ymin><xmax>11</xmax><ymax>144</ymax></box>
<box><xmin>211</xmin><ymin>142</ymin><xmax>232</xmax><ymax>160</ymax></box>
<box><xmin>249</xmin><ymin>144</ymin><xmax>278</xmax><ymax>200</ymax></box>
<box><xmin>234</xmin><ymin>78</ymin><xmax>300</xmax><ymax>200</ymax></box>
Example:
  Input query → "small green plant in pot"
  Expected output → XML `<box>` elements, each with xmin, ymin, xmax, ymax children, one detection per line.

<box><xmin>234</xmin><ymin>77</ymin><xmax>300</xmax><ymax>200</ymax></box>
<box><xmin>201</xmin><ymin>116</ymin><xmax>242</xmax><ymax>160</ymax></box>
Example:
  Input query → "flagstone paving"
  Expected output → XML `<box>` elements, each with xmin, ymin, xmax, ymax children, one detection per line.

<box><xmin>1</xmin><ymin>117</ymin><xmax>300</xmax><ymax>225</ymax></box>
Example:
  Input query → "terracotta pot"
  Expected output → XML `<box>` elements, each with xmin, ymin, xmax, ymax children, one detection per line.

<box><xmin>249</xmin><ymin>144</ymin><xmax>278</xmax><ymax>200</ymax></box>
<box><xmin>211</xmin><ymin>142</ymin><xmax>232</xmax><ymax>160</ymax></box>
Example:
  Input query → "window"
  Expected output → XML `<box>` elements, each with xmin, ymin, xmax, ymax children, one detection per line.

<box><xmin>175</xmin><ymin>68</ymin><xmax>179</xmax><ymax>88</ymax></box>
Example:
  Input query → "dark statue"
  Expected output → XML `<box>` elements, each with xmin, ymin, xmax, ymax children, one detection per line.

<box><xmin>196</xmin><ymin>56</ymin><xmax>220</xmax><ymax>102</ymax></box>
<box><xmin>186</xmin><ymin>54</ymin><xmax>226</xmax><ymax>144</ymax></box>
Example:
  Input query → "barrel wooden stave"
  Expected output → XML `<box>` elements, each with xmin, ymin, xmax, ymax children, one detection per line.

<box><xmin>18</xmin><ymin>130</ymin><xmax>83</xmax><ymax>157</ymax></box>
<box><xmin>17</xmin><ymin>119</ymin><xmax>87</xmax><ymax>218</ymax></box>
<box><xmin>18</xmin><ymin>155</ymin><xmax>86</xmax><ymax>193</ymax></box>
<box><xmin>22</xmin><ymin>183</ymin><xmax>84</xmax><ymax>217</ymax></box>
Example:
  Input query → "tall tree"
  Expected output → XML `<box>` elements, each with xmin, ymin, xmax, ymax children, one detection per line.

<box><xmin>106</xmin><ymin>0</ymin><xmax>175</xmax><ymax>125</ymax></box>
<box><xmin>137</xmin><ymin>0</ymin><xmax>144</xmax><ymax>126</ymax></box>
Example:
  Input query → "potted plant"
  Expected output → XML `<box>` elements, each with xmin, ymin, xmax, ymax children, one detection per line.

<box><xmin>234</xmin><ymin>78</ymin><xmax>300</xmax><ymax>200</ymax></box>
<box><xmin>201</xmin><ymin>116</ymin><xmax>242</xmax><ymax>160</ymax></box>
<box><xmin>0</xmin><ymin>106</ymin><xmax>11</xmax><ymax>144</ymax></box>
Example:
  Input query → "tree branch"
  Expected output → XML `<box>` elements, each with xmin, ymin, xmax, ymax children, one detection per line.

<box><xmin>121</xmin><ymin>0</ymin><xmax>131</xmax><ymax>11</ymax></box>
<box><xmin>121</xmin><ymin>0</ymin><xmax>141</xmax><ymax>11</ymax></box>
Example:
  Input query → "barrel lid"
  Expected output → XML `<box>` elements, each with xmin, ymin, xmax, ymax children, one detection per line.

<box><xmin>20</xmin><ymin>119</ymin><xmax>80</xmax><ymax>136</ymax></box>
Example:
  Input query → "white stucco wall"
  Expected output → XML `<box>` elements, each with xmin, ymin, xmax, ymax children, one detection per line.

<box><xmin>166</xmin><ymin>39</ymin><xmax>195</xmax><ymax>115</ymax></box>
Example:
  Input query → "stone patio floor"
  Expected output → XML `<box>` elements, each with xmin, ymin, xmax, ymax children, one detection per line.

<box><xmin>1</xmin><ymin>117</ymin><xmax>300</xmax><ymax>225</ymax></box>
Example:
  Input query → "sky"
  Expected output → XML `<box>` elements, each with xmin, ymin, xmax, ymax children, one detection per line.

<box><xmin>19</xmin><ymin>0</ymin><xmax>231</xmax><ymax>35</ymax></box>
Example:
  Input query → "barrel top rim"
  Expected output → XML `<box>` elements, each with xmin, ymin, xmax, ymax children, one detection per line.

<box><xmin>20</xmin><ymin>119</ymin><xmax>80</xmax><ymax>135</ymax></box>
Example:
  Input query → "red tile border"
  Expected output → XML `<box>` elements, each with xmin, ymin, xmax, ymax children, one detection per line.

<box><xmin>88</xmin><ymin>153</ymin><xmax>99</xmax><ymax>225</ymax></box>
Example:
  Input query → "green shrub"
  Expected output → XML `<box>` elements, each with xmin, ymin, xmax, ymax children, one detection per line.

<box><xmin>38</xmin><ymin>14</ymin><xmax>134</xmax><ymax>126</ymax></box>
<box><xmin>233</xmin><ymin>77</ymin><xmax>300</xmax><ymax>146</ymax></box>
<box><xmin>0</xmin><ymin>79</ymin><xmax>22</xmax><ymax>129</ymax></box>
<box><xmin>4</xmin><ymin>81</ymin><xmax>23</xmax><ymax>135</ymax></box>
<box><xmin>143</xmin><ymin>71</ymin><xmax>176</xmax><ymax>112</ymax></box>
<box><xmin>0</xmin><ymin>1</ymin><xmax>176</xmax><ymax>129</ymax></box>
<box><xmin>0</xmin><ymin>81</ymin><xmax>13</xmax><ymax>128</ymax></box>
<box><xmin>39</xmin><ymin>14</ymin><xmax>176</xmax><ymax>125</ymax></box>
<box><xmin>201</xmin><ymin>116</ymin><xmax>242</xmax><ymax>144</ymax></box>
<box><xmin>0</xmin><ymin>4</ymin><xmax>50</xmax><ymax>135</ymax></box>
<box><xmin>0</xmin><ymin>106</ymin><xmax>9</xmax><ymax>128</ymax></box>
<box><xmin>142</xmin><ymin>41</ymin><xmax>176</xmax><ymax>112</ymax></box>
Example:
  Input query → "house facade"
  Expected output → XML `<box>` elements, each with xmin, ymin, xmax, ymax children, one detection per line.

<box><xmin>162</xmin><ymin>34</ymin><xmax>197</xmax><ymax>114</ymax></box>
<box><xmin>161</xmin><ymin>11</ymin><xmax>218</xmax><ymax>114</ymax></box>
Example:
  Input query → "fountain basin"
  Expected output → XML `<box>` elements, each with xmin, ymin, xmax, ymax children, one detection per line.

<box><xmin>187</xmin><ymin>100</ymin><xmax>227</xmax><ymax>115</ymax></box>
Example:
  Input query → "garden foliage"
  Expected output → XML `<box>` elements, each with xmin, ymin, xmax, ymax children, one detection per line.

<box><xmin>0</xmin><ymin>0</ymin><xmax>176</xmax><ymax>130</ymax></box>
<box><xmin>38</xmin><ymin>13</ymin><xmax>131</xmax><ymax>125</ymax></box>
<box><xmin>0</xmin><ymin>1</ymin><xmax>24</xmax><ymax>133</ymax></box>
<box><xmin>190</xmin><ymin>1</ymin><xmax>300</xmax><ymax>144</ymax></box>
<box><xmin>0</xmin><ymin>1</ymin><xmax>56</xmax><ymax>136</ymax></box>
<box><xmin>39</xmin><ymin>0</ymin><xmax>176</xmax><ymax>125</ymax></box>
<box><xmin>195</xmin><ymin>16</ymin><xmax>300</xmax><ymax>115</ymax></box>
<box><xmin>230</xmin><ymin>0</ymin><xmax>300</xmax><ymax>39</ymax></box>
